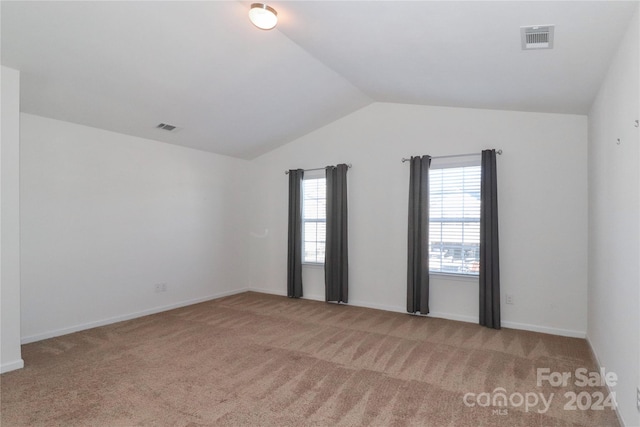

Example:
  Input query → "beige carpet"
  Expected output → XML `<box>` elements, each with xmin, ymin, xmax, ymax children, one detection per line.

<box><xmin>1</xmin><ymin>291</ymin><xmax>619</xmax><ymax>426</ymax></box>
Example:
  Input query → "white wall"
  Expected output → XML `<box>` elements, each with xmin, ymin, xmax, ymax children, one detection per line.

<box><xmin>587</xmin><ymin>6</ymin><xmax>639</xmax><ymax>427</ymax></box>
<box><xmin>20</xmin><ymin>114</ymin><xmax>250</xmax><ymax>342</ymax></box>
<box><xmin>248</xmin><ymin>102</ymin><xmax>588</xmax><ymax>337</ymax></box>
<box><xmin>1</xmin><ymin>66</ymin><xmax>24</xmax><ymax>373</ymax></box>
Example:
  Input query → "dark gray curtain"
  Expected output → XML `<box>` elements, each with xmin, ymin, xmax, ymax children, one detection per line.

<box><xmin>407</xmin><ymin>156</ymin><xmax>431</xmax><ymax>314</ymax></box>
<box><xmin>287</xmin><ymin>169</ymin><xmax>304</xmax><ymax>298</ymax></box>
<box><xmin>479</xmin><ymin>150</ymin><xmax>501</xmax><ymax>329</ymax></box>
<box><xmin>325</xmin><ymin>164</ymin><xmax>348</xmax><ymax>303</ymax></box>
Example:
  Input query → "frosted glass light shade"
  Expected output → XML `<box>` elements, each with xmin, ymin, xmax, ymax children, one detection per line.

<box><xmin>249</xmin><ymin>3</ymin><xmax>278</xmax><ymax>30</ymax></box>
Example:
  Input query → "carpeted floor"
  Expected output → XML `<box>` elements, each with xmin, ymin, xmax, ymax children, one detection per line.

<box><xmin>1</xmin><ymin>291</ymin><xmax>619</xmax><ymax>426</ymax></box>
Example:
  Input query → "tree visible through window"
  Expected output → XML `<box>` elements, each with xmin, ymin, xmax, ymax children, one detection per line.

<box><xmin>302</xmin><ymin>177</ymin><xmax>326</xmax><ymax>263</ymax></box>
<box><xmin>429</xmin><ymin>164</ymin><xmax>481</xmax><ymax>276</ymax></box>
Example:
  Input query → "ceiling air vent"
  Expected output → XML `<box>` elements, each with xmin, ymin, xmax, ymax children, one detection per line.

<box><xmin>156</xmin><ymin>123</ymin><xmax>179</xmax><ymax>132</ymax></box>
<box><xmin>521</xmin><ymin>25</ymin><xmax>554</xmax><ymax>50</ymax></box>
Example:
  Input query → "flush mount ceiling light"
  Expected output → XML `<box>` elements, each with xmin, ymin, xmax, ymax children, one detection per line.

<box><xmin>249</xmin><ymin>3</ymin><xmax>278</xmax><ymax>30</ymax></box>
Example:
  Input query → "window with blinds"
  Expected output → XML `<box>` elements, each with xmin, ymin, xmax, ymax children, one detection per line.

<box><xmin>302</xmin><ymin>177</ymin><xmax>326</xmax><ymax>263</ymax></box>
<box><xmin>429</xmin><ymin>162</ymin><xmax>481</xmax><ymax>276</ymax></box>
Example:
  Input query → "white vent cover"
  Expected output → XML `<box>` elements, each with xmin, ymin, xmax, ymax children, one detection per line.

<box><xmin>155</xmin><ymin>123</ymin><xmax>180</xmax><ymax>132</ymax></box>
<box><xmin>521</xmin><ymin>25</ymin><xmax>554</xmax><ymax>50</ymax></box>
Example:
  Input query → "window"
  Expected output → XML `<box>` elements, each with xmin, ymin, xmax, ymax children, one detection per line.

<box><xmin>429</xmin><ymin>159</ymin><xmax>481</xmax><ymax>276</ymax></box>
<box><xmin>302</xmin><ymin>175</ymin><xmax>326</xmax><ymax>263</ymax></box>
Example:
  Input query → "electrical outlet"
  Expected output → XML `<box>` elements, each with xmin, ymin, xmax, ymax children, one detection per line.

<box><xmin>154</xmin><ymin>283</ymin><xmax>167</xmax><ymax>293</ymax></box>
<box><xmin>161</xmin><ymin>283</ymin><xmax>167</xmax><ymax>292</ymax></box>
<box><xmin>506</xmin><ymin>294</ymin><xmax>514</xmax><ymax>305</ymax></box>
<box><xmin>636</xmin><ymin>386</ymin><xmax>640</xmax><ymax>411</ymax></box>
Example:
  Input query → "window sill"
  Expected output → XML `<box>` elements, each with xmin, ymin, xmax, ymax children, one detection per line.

<box><xmin>302</xmin><ymin>262</ymin><xmax>324</xmax><ymax>268</ymax></box>
<box><xmin>430</xmin><ymin>272</ymin><xmax>478</xmax><ymax>283</ymax></box>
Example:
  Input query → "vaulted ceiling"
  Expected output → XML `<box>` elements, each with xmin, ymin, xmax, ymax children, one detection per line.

<box><xmin>2</xmin><ymin>1</ymin><xmax>637</xmax><ymax>159</ymax></box>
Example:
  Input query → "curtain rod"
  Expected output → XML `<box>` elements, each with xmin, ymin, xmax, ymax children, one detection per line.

<box><xmin>401</xmin><ymin>149</ymin><xmax>502</xmax><ymax>163</ymax></box>
<box><xmin>284</xmin><ymin>164</ymin><xmax>352</xmax><ymax>175</ymax></box>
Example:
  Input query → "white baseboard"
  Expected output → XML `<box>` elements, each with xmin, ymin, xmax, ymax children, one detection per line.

<box><xmin>21</xmin><ymin>288</ymin><xmax>248</xmax><ymax>344</ymax></box>
<box><xmin>430</xmin><ymin>314</ymin><xmax>586</xmax><ymax>338</ymax></box>
<box><xmin>585</xmin><ymin>336</ymin><xmax>626</xmax><ymax>427</ymax></box>
<box><xmin>1</xmin><ymin>359</ymin><xmax>24</xmax><ymax>374</ymax></box>
<box><xmin>347</xmin><ymin>299</ymin><xmax>406</xmax><ymax>314</ymax></box>
<box><xmin>21</xmin><ymin>286</ymin><xmax>587</xmax><ymax>345</ymax></box>
<box><xmin>248</xmin><ymin>288</ymin><xmax>586</xmax><ymax>338</ymax></box>
<box><xmin>429</xmin><ymin>311</ymin><xmax>478</xmax><ymax>324</ymax></box>
<box><xmin>247</xmin><ymin>288</ymin><xmax>406</xmax><ymax>313</ymax></box>
<box><xmin>247</xmin><ymin>287</ymin><xmax>287</xmax><ymax>297</ymax></box>
<box><xmin>501</xmin><ymin>320</ymin><xmax>585</xmax><ymax>338</ymax></box>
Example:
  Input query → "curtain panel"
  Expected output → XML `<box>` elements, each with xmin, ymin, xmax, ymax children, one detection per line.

<box><xmin>325</xmin><ymin>164</ymin><xmax>349</xmax><ymax>303</ymax></box>
<box><xmin>407</xmin><ymin>155</ymin><xmax>431</xmax><ymax>314</ymax></box>
<box><xmin>287</xmin><ymin>169</ymin><xmax>304</xmax><ymax>298</ymax></box>
<box><xmin>479</xmin><ymin>150</ymin><xmax>501</xmax><ymax>329</ymax></box>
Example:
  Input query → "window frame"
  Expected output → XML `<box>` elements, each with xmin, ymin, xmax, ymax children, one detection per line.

<box><xmin>301</xmin><ymin>170</ymin><xmax>326</xmax><ymax>266</ymax></box>
<box><xmin>428</xmin><ymin>155</ymin><xmax>482</xmax><ymax>279</ymax></box>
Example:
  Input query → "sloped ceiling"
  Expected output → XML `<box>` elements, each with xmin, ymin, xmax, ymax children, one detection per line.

<box><xmin>2</xmin><ymin>1</ymin><xmax>637</xmax><ymax>159</ymax></box>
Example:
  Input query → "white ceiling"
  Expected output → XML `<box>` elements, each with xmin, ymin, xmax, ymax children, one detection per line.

<box><xmin>2</xmin><ymin>1</ymin><xmax>637</xmax><ymax>159</ymax></box>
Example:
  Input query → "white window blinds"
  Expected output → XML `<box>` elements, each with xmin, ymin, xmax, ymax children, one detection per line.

<box><xmin>302</xmin><ymin>177</ymin><xmax>326</xmax><ymax>263</ymax></box>
<box><xmin>429</xmin><ymin>163</ymin><xmax>481</xmax><ymax>276</ymax></box>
